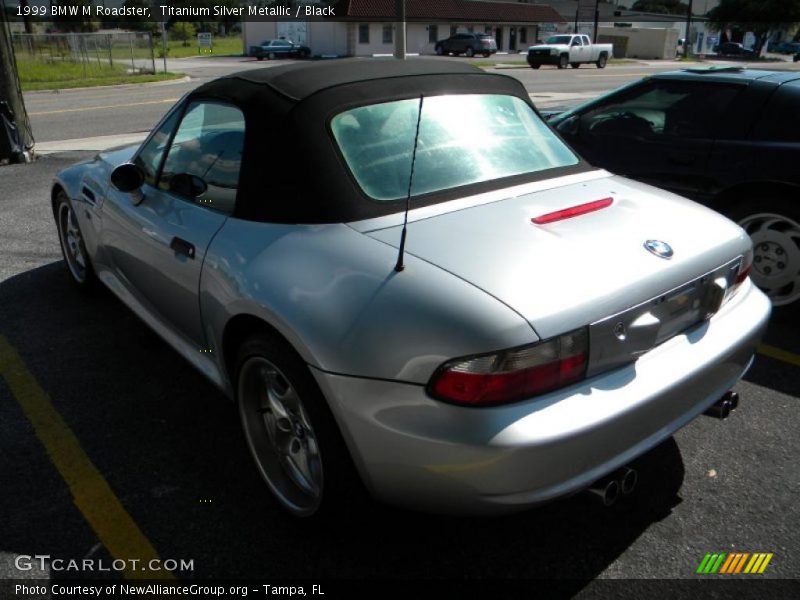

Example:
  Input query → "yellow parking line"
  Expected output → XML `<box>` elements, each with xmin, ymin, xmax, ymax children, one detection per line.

<box><xmin>0</xmin><ymin>335</ymin><xmax>173</xmax><ymax>580</ymax></box>
<box><xmin>758</xmin><ymin>344</ymin><xmax>800</xmax><ymax>368</ymax></box>
<box><xmin>29</xmin><ymin>98</ymin><xmax>179</xmax><ymax>116</ymax></box>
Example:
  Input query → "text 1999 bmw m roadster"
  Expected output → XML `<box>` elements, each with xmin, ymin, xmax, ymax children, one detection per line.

<box><xmin>52</xmin><ymin>60</ymin><xmax>770</xmax><ymax>517</ymax></box>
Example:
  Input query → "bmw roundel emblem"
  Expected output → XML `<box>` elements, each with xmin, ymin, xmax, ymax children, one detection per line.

<box><xmin>644</xmin><ymin>240</ymin><xmax>674</xmax><ymax>259</ymax></box>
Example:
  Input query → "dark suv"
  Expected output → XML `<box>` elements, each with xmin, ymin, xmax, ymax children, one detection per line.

<box><xmin>550</xmin><ymin>68</ymin><xmax>800</xmax><ymax>310</ymax></box>
<box><xmin>435</xmin><ymin>33</ymin><xmax>497</xmax><ymax>57</ymax></box>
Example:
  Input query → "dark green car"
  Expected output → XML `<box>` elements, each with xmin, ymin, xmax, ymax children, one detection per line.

<box><xmin>249</xmin><ymin>39</ymin><xmax>311</xmax><ymax>61</ymax></box>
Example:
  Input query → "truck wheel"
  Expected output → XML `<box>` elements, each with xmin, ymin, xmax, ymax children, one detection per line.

<box><xmin>558</xmin><ymin>54</ymin><xmax>568</xmax><ymax>69</ymax></box>
<box><xmin>530</xmin><ymin>63</ymin><xmax>541</xmax><ymax>69</ymax></box>
<box><xmin>570</xmin><ymin>62</ymin><xmax>580</xmax><ymax>68</ymax></box>
<box><xmin>465</xmin><ymin>47</ymin><xmax>475</xmax><ymax>57</ymax></box>
<box><xmin>257</xmin><ymin>56</ymin><xmax>264</xmax><ymax>61</ymax></box>
<box><xmin>596</xmin><ymin>54</ymin><xmax>608</xmax><ymax>68</ymax></box>
<box><xmin>435</xmin><ymin>46</ymin><xmax>443</xmax><ymax>55</ymax></box>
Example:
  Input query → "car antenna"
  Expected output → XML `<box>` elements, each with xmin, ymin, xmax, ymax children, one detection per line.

<box><xmin>395</xmin><ymin>94</ymin><xmax>424</xmax><ymax>273</ymax></box>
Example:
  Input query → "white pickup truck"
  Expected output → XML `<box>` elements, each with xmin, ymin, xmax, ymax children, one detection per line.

<box><xmin>527</xmin><ymin>34</ymin><xmax>612</xmax><ymax>69</ymax></box>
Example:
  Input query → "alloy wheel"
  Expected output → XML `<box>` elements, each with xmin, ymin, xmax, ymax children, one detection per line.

<box><xmin>739</xmin><ymin>212</ymin><xmax>800</xmax><ymax>306</ymax></box>
<box><xmin>57</xmin><ymin>202</ymin><xmax>88</xmax><ymax>283</ymax></box>
<box><xmin>239</xmin><ymin>356</ymin><xmax>324</xmax><ymax>516</ymax></box>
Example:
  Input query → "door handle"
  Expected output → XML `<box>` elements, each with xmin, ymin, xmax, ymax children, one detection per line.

<box><xmin>170</xmin><ymin>237</ymin><xmax>196</xmax><ymax>259</ymax></box>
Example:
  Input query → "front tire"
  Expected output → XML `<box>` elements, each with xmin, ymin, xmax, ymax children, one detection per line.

<box><xmin>236</xmin><ymin>334</ymin><xmax>363</xmax><ymax>518</ymax></box>
<box><xmin>728</xmin><ymin>198</ymin><xmax>800</xmax><ymax>311</ymax></box>
<box><xmin>465</xmin><ymin>47</ymin><xmax>475</xmax><ymax>58</ymax></box>
<box><xmin>435</xmin><ymin>45</ymin><xmax>443</xmax><ymax>56</ymax></box>
<box><xmin>55</xmin><ymin>190</ymin><xmax>96</xmax><ymax>289</ymax></box>
<box><xmin>570</xmin><ymin>62</ymin><xmax>580</xmax><ymax>68</ymax></box>
<box><xmin>530</xmin><ymin>63</ymin><xmax>541</xmax><ymax>69</ymax></box>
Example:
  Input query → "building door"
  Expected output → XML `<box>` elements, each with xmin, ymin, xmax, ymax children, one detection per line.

<box><xmin>494</xmin><ymin>27</ymin><xmax>503</xmax><ymax>51</ymax></box>
<box><xmin>509</xmin><ymin>27</ymin><xmax>517</xmax><ymax>51</ymax></box>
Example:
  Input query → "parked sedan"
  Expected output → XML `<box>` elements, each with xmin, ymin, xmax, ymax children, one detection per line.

<box><xmin>249</xmin><ymin>39</ymin><xmax>310</xmax><ymax>60</ymax></box>
<box><xmin>434</xmin><ymin>33</ymin><xmax>497</xmax><ymax>57</ymax></box>
<box><xmin>52</xmin><ymin>60</ymin><xmax>769</xmax><ymax>518</ymax></box>
<box><xmin>774</xmin><ymin>41</ymin><xmax>800</xmax><ymax>54</ymax></box>
<box><xmin>550</xmin><ymin>68</ymin><xmax>800</xmax><ymax>310</ymax></box>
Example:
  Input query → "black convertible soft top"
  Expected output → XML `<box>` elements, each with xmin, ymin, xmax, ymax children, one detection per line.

<box><xmin>188</xmin><ymin>59</ymin><xmax>590</xmax><ymax>223</ymax></box>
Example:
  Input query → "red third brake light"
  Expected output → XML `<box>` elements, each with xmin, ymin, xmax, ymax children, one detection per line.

<box><xmin>532</xmin><ymin>198</ymin><xmax>614</xmax><ymax>225</ymax></box>
<box><xmin>428</xmin><ymin>329</ymin><xmax>589</xmax><ymax>406</ymax></box>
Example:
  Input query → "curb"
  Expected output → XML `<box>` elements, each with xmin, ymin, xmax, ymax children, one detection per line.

<box><xmin>24</xmin><ymin>75</ymin><xmax>191</xmax><ymax>96</ymax></box>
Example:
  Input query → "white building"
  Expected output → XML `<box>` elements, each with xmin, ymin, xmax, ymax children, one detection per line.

<box><xmin>243</xmin><ymin>0</ymin><xmax>566</xmax><ymax>57</ymax></box>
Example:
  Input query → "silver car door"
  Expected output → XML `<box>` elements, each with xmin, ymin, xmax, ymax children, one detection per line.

<box><xmin>102</xmin><ymin>100</ymin><xmax>245</xmax><ymax>346</ymax></box>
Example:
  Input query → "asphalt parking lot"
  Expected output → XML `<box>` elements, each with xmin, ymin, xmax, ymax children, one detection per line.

<box><xmin>1</xmin><ymin>72</ymin><xmax>799</xmax><ymax>596</ymax></box>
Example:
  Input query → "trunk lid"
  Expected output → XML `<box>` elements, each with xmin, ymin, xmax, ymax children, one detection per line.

<box><xmin>365</xmin><ymin>174</ymin><xmax>750</xmax><ymax>339</ymax></box>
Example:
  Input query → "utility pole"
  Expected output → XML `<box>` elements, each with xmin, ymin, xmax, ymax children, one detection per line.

<box><xmin>0</xmin><ymin>2</ymin><xmax>34</xmax><ymax>163</ymax></box>
<box><xmin>685</xmin><ymin>0</ymin><xmax>694</xmax><ymax>58</ymax></box>
<box><xmin>394</xmin><ymin>0</ymin><xmax>406</xmax><ymax>59</ymax></box>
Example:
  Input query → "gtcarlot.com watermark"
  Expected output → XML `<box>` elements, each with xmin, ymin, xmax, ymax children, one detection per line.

<box><xmin>14</xmin><ymin>554</ymin><xmax>194</xmax><ymax>574</ymax></box>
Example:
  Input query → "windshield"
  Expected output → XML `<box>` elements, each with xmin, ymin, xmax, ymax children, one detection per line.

<box><xmin>545</xmin><ymin>36</ymin><xmax>573</xmax><ymax>45</ymax></box>
<box><xmin>331</xmin><ymin>94</ymin><xmax>579</xmax><ymax>202</ymax></box>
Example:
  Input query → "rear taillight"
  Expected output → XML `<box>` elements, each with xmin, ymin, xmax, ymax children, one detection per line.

<box><xmin>428</xmin><ymin>329</ymin><xmax>588</xmax><ymax>406</ymax></box>
<box><xmin>725</xmin><ymin>248</ymin><xmax>753</xmax><ymax>304</ymax></box>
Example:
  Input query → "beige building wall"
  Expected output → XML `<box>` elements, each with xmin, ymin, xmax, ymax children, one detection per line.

<box><xmin>598</xmin><ymin>26</ymin><xmax>680</xmax><ymax>59</ymax></box>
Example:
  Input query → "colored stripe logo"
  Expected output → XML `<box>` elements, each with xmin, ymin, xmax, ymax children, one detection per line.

<box><xmin>697</xmin><ymin>552</ymin><xmax>774</xmax><ymax>574</ymax></box>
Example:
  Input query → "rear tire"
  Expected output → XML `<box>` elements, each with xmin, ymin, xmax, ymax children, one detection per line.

<box><xmin>530</xmin><ymin>63</ymin><xmax>541</xmax><ymax>69</ymax></box>
<box><xmin>596</xmin><ymin>54</ymin><xmax>608</xmax><ymax>68</ymax></box>
<box><xmin>570</xmin><ymin>62</ymin><xmax>580</xmax><ymax>68</ymax></box>
<box><xmin>558</xmin><ymin>54</ymin><xmax>568</xmax><ymax>69</ymax></box>
<box><xmin>235</xmin><ymin>334</ymin><xmax>365</xmax><ymax>518</ymax></box>
<box><xmin>268</xmin><ymin>52</ymin><xmax>277</xmax><ymax>60</ymax></box>
<box><xmin>256</xmin><ymin>56</ymin><xmax>264</xmax><ymax>61</ymax></box>
<box><xmin>435</xmin><ymin>45</ymin><xmax>443</xmax><ymax>56</ymax></box>
<box><xmin>465</xmin><ymin>47</ymin><xmax>475</xmax><ymax>57</ymax></box>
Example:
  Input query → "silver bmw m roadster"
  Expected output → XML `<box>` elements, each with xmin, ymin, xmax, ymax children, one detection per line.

<box><xmin>52</xmin><ymin>60</ymin><xmax>770</xmax><ymax>517</ymax></box>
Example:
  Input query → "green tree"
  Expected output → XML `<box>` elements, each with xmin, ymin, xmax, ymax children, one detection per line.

<box><xmin>708</xmin><ymin>0</ymin><xmax>800</xmax><ymax>55</ymax></box>
<box><xmin>171</xmin><ymin>21</ymin><xmax>197</xmax><ymax>47</ymax></box>
<box><xmin>631</xmin><ymin>0</ymin><xmax>688</xmax><ymax>15</ymax></box>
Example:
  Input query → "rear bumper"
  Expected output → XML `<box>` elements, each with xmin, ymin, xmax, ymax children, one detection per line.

<box><xmin>312</xmin><ymin>282</ymin><xmax>770</xmax><ymax>514</ymax></box>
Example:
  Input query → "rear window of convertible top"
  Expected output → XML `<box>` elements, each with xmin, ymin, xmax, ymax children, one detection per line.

<box><xmin>330</xmin><ymin>94</ymin><xmax>579</xmax><ymax>202</ymax></box>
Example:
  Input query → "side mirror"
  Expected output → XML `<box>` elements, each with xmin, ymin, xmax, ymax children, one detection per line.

<box><xmin>169</xmin><ymin>173</ymin><xmax>208</xmax><ymax>198</ymax></box>
<box><xmin>556</xmin><ymin>114</ymin><xmax>580</xmax><ymax>137</ymax></box>
<box><xmin>110</xmin><ymin>163</ymin><xmax>145</xmax><ymax>193</ymax></box>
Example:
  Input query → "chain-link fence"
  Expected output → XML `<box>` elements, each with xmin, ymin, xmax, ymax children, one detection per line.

<box><xmin>12</xmin><ymin>32</ymin><xmax>156</xmax><ymax>84</ymax></box>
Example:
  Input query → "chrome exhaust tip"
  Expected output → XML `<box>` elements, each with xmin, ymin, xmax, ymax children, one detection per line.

<box><xmin>704</xmin><ymin>391</ymin><xmax>738</xmax><ymax>419</ymax></box>
<box><xmin>616</xmin><ymin>467</ymin><xmax>638</xmax><ymax>495</ymax></box>
<box><xmin>588</xmin><ymin>477</ymin><xmax>620</xmax><ymax>507</ymax></box>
